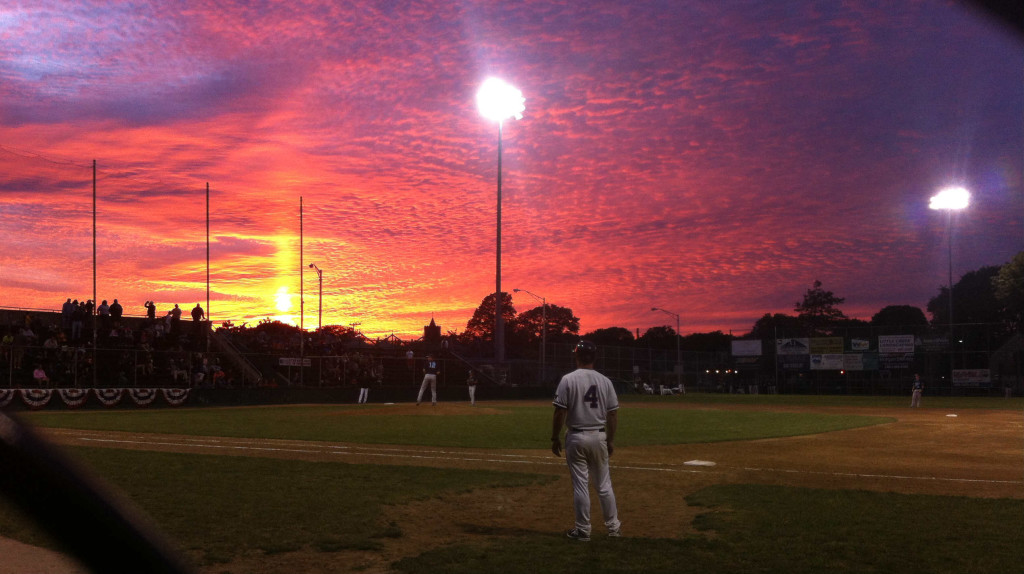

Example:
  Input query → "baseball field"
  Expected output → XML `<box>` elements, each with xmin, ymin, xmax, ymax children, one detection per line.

<box><xmin>2</xmin><ymin>394</ymin><xmax>1022</xmax><ymax>574</ymax></box>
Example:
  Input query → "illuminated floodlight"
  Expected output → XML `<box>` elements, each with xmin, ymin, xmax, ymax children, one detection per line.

<box><xmin>928</xmin><ymin>185</ymin><xmax>971</xmax><ymax>360</ymax></box>
<box><xmin>477</xmin><ymin>78</ymin><xmax>525</xmax><ymax>123</ymax></box>
<box><xmin>479</xmin><ymin>77</ymin><xmax>525</xmax><ymax>364</ymax></box>
<box><xmin>929</xmin><ymin>187</ymin><xmax>970</xmax><ymax>211</ymax></box>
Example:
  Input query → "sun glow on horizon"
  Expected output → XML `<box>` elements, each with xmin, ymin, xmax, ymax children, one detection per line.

<box><xmin>274</xmin><ymin>286</ymin><xmax>293</xmax><ymax>313</ymax></box>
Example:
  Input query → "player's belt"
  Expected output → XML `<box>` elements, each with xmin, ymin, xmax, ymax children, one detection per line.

<box><xmin>569</xmin><ymin>427</ymin><xmax>605</xmax><ymax>433</ymax></box>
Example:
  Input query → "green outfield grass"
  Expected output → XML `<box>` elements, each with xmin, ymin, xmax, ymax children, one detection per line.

<box><xmin>17</xmin><ymin>402</ymin><xmax>894</xmax><ymax>448</ymax></box>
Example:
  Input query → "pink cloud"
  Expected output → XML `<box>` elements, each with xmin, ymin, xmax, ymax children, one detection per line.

<box><xmin>1</xmin><ymin>0</ymin><xmax>1021</xmax><ymax>339</ymax></box>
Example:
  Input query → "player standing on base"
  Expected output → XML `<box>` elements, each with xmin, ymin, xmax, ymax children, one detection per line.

<box><xmin>550</xmin><ymin>340</ymin><xmax>621</xmax><ymax>541</ymax></box>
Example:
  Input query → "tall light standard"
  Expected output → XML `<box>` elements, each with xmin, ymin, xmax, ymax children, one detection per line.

<box><xmin>929</xmin><ymin>186</ymin><xmax>970</xmax><ymax>363</ymax></box>
<box><xmin>514</xmin><ymin>288</ymin><xmax>546</xmax><ymax>383</ymax></box>
<box><xmin>477</xmin><ymin>77</ymin><xmax>525</xmax><ymax>364</ymax></box>
<box><xmin>308</xmin><ymin>263</ymin><xmax>323</xmax><ymax>333</ymax></box>
<box><xmin>651</xmin><ymin>307</ymin><xmax>684</xmax><ymax>393</ymax></box>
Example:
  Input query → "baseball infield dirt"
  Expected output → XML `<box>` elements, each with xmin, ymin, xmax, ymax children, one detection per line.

<box><xmin>3</xmin><ymin>401</ymin><xmax>1021</xmax><ymax>574</ymax></box>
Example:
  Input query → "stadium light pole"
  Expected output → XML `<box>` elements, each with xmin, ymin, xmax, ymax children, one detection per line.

<box><xmin>651</xmin><ymin>307</ymin><xmax>684</xmax><ymax>393</ymax></box>
<box><xmin>514</xmin><ymin>288</ymin><xmax>546</xmax><ymax>383</ymax></box>
<box><xmin>929</xmin><ymin>186</ymin><xmax>970</xmax><ymax>365</ymax></box>
<box><xmin>308</xmin><ymin>263</ymin><xmax>322</xmax><ymax>333</ymax></box>
<box><xmin>478</xmin><ymin>78</ymin><xmax>524</xmax><ymax>365</ymax></box>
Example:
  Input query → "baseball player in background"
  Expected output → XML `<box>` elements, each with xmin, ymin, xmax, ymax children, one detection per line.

<box><xmin>550</xmin><ymin>340</ymin><xmax>621</xmax><ymax>541</ymax></box>
<box><xmin>416</xmin><ymin>354</ymin><xmax>439</xmax><ymax>406</ymax></box>
<box><xmin>467</xmin><ymin>370</ymin><xmax>478</xmax><ymax>406</ymax></box>
<box><xmin>357</xmin><ymin>364</ymin><xmax>371</xmax><ymax>404</ymax></box>
<box><xmin>910</xmin><ymin>373</ymin><xmax>923</xmax><ymax>407</ymax></box>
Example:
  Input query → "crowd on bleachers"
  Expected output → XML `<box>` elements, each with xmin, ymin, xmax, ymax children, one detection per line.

<box><xmin>3</xmin><ymin>299</ymin><xmax>468</xmax><ymax>391</ymax></box>
<box><xmin>217</xmin><ymin>325</ymin><xmax>391</xmax><ymax>388</ymax></box>
<box><xmin>0</xmin><ymin>298</ymin><xmax>235</xmax><ymax>389</ymax></box>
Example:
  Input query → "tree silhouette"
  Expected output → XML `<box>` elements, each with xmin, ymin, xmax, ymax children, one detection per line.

<box><xmin>870</xmin><ymin>305</ymin><xmax>928</xmax><ymax>327</ymax></box>
<box><xmin>462</xmin><ymin>292</ymin><xmax>516</xmax><ymax>343</ymax></box>
<box><xmin>583</xmin><ymin>326</ymin><xmax>636</xmax><ymax>346</ymax></box>
<box><xmin>926</xmin><ymin>266</ymin><xmax>1001</xmax><ymax>326</ymax></box>
<box><xmin>679</xmin><ymin>331</ymin><xmax>733</xmax><ymax>353</ymax></box>
<box><xmin>516</xmin><ymin>304</ymin><xmax>580</xmax><ymax>345</ymax></box>
<box><xmin>747</xmin><ymin>312</ymin><xmax>805</xmax><ymax>339</ymax></box>
<box><xmin>794</xmin><ymin>280</ymin><xmax>847</xmax><ymax>335</ymax></box>
<box><xmin>639</xmin><ymin>325</ymin><xmax>677</xmax><ymax>349</ymax></box>
<box><xmin>993</xmin><ymin>251</ymin><xmax>1024</xmax><ymax>333</ymax></box>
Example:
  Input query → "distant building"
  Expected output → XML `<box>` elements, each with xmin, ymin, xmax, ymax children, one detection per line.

<box><xmin>424</xmin><ymin>318</ymin><xmax>442</xmax><ymax>347</ymax></box>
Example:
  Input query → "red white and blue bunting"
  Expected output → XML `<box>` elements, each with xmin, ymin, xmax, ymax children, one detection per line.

<box><xmin>20</xmin><ymin>389</ymin><xmax>53</xmax><ymax>409</ymax></box>
<box><xmin>57</xmin><ymin>388</ymin><xmax>90</xmax><ymax>409</ymax></box>
<box><xmin>0</xmin><ymin>388</ymin><xmax>190</xmax><ymax>410</ymax></box>
<box><xmin>162</xmin><ymin>388</ymin><xmax>190</xmax><ymax>406</ymax></box>
<box><xmin>128</xmin><ymin>388</ymin><xmax>158</xmax><ymax>406</ymax></box>
<box><xmin>95</xmin><ymin>388</ymin><xmax>124</xmax><ymax>407</ymax></box>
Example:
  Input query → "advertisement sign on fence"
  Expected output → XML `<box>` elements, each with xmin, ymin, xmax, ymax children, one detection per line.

<box><xmin>810</xmin><ymin>337</ymin><xmax>844</xmax><ymax>354</ymax></box>
<box><xmin>843</xmin><ymin>353</ymin><xmax>879</xmax><ymax>371</ymax></box>
<box><xmin>279</xmin><ymin>357</ymin><xmax>312</xmax><ymax>367</ymax></box>
<box><xmin>844</xmin><ymin>353</ymin><xmax>864</xmax><ymax>371</ymax></box>
<box><xmin>952</xmin><ymin>369</ymin><xmax>991</xmax><ymax>387</ymax></box>
<box><xmin>733</xmin><ymin>356</ymin><xmax>761</xmax><ymax>369</ymax></box>
<box><xmin>810</xmin><ymin>354</ymin><xmax>844</xmax><ymax>370</ymax></box>
<box><xmin>776</xmin><ymin>338</ymin><xmax>810</xmax><ymax>355</ymax></box>
<box><xmin>920</xmin><ymin>336</ymin><xmax>950</xmax><ymax>350</ymax></box>
<box><xmin>777</xmin><ymin>354</ymin><xmax>810</xmax><ymax>370</ymax></box>
<box><xmin>879</xmin><ymin>353</ymin><xmax>914</xmax><ymax>369</ymax></box>
<box><xmin>878</xmin><ymin>335</ymin><xmax>915</xmax><ymax>354</ymax></box>
<box><xmin>850</xmin><ymin>338</ymin><xmax>870</xmax><ymax>351</ymax></box>
<box><xmin>731</xmin><ymin>340</ymin><xmax>762</xmax><ymax>357</ymax></box>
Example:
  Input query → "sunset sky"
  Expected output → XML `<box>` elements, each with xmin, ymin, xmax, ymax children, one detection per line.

<box><xmin>1</xmin><ymin>0</ymin><xmax>1021</xmax><ymax>339</ymax></box>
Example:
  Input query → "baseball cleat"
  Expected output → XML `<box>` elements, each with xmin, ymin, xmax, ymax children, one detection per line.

<box><xmin>608</xmin><ymin>527</ymin><xmax>621</xmax><ymax>537</ymax></box>
<box><xmin>565</xmin><ymin>528</ymin><xmax>590</xmax><ymax>542</ymax></box>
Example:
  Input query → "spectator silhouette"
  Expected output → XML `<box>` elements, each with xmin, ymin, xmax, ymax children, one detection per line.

<box><xmin>170</xmin><ymin>304</ymin><xmax>182</xmax><ymax>336</ymax></box>
<box><xmin>109</xmin><ymin>299</ymin><xmax>123</xmax><ymax>324</ymax></box>
<box><xmin>191</xmin><ymin>304</ymin><xmax>205</xmax><ymax>323</ymax></box>
<box><xmin>61</xmin><ymin>298</ymin><xmax>74</xmax><ymax>330</ymax></box>
<box><xmin>191</xmin><ymin>304</ymin><xmax>206</xmax><ymax>346</ymax></box>
<box><xmin>70</xmin><ymin>300</ymin><xmax>85</xmax><ymax>342</ymax></box>
<box><xmin>98</xmin><ymin>300</ymin><xmax>110</xmax><ymax>333</ymax></box>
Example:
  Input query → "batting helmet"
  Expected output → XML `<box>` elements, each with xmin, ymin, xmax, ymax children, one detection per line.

<box><xmin>573</xmin><ymin>340</ymin><xmax>598</xmax><ymax>365</ymax></box>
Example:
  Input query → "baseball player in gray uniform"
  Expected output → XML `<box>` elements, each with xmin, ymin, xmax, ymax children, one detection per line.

<box><xmin>551</xmin><ymin>340</ymin><xmax>621</xmax><ymax>541</ymax></box>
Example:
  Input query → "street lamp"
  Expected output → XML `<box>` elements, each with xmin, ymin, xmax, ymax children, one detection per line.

<box><xmin>514</xmin><ymin>288</ymin><xmax>546</xmax><ymax>383</ymax></box>
<box><xmin>929</xmin><ymin>187</ymin><xmax>970</xmax><ymax>346</ymax></box>
<box><xmin>478</xmin><ymin>77</ymin><xmax>525</xmax><ymax>364</ymax></box>
<box><xmin>308</xmin><ymin>263</ymin><xmax>322</xmax><ymax>333</ymax></box>
<box><xmin>651</xmin><ymin>307</ymin><xmax>684</xmax><ymax>393</ymax></box>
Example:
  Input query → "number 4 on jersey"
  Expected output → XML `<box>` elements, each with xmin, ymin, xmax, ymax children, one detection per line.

<box><xmin>583</xmin><ymin>384</ymin><xmax>599</xmax><ymax>408</ymax></box>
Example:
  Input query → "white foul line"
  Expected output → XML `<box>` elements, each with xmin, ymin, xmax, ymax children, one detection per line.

<box><xmin>66</xmin><ymin>433</ymin><xmax>1023</xmax><ymax>487</ymax></box>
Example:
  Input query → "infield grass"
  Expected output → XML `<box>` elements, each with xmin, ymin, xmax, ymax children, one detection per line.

<box><xmin>0</xmin><ymin>446</ymin><xmax>552</xmax><ymax>566</ymax></box>
<box><xmin>394</xmin><ymin>484</ymin><xmax>1024</xmax><ymax>574</ymax></box>
<box><xmin>3</xmin><ymin>447</ymin><xmax>1020</xmax><ymax>573</ymax></box>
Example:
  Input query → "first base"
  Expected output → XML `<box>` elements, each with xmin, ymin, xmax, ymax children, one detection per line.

<box><xmin>684</xmin><ymin>460</ymin><xmax>716</xmax><ymax>467</ymax></box>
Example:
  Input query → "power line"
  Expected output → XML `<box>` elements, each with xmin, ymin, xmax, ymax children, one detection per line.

<box><xmin>0</xmin><ymin>144</ymin><xmax>92</xmax><ymax>169</ymax></box>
